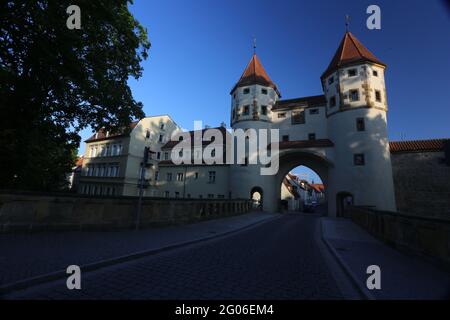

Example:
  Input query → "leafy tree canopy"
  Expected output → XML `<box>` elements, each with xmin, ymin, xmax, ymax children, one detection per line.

<box><xmin>0</xmin><ymin>1</ymin><xmax>150</xmax><ymax>190</ymax></box>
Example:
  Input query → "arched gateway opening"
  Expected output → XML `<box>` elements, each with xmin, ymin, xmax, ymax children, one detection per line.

<box><xmin>265</xmin><ymin>149</ymin><xmax>332</xmax><ymax>214</ymax></box>
<box><xmin>280</xmin><ymin>165</ymin><xmax>325</xmax><ymax>213</ymax></box>
<box><xmin>250</xmin><ymin>187</ymin><xmax>263</xmax><ymax>210</ymax></box>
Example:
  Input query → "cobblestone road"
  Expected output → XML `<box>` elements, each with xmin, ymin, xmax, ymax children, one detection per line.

<box><xmin>5</xmin><ymin>214</ymin><xmax>346</xmax><ymax>299</ymax></box>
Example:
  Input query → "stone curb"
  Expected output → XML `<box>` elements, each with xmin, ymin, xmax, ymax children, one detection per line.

<box><xmin>320</xmin><ymin>218</ymin><xmax>375</xmax><ymax>300</ymax></box>
<box><xmin>0</xmin><ymin>214</ymin><xmax>280</xmax><ymax>297</ymax></box>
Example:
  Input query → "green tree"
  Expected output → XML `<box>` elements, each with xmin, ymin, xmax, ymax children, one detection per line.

<box><xmin>0</xmin><ymin>1</ymin><xmax>150</xmax><ymax>190</ymax></box>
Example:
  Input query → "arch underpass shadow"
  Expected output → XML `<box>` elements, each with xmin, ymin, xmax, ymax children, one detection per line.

<box><xmin>269</xmin><ymin>149</ymin><xmax>333</xmax><ymax>215</ymax></box>
<box><xmin>250</xmin><ymin>186</ymin><xmax>263</xmax><ymax>210</ymax></box>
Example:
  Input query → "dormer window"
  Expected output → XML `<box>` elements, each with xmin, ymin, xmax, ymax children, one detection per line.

<box><xmin>160</xmin><ymin>123</ymin><xmax>165</xmax><ymax>130</ymax></box>
<box><xmin>243</xmin><ymin>88</ymin><xmax>250</xmax><ymax>94</ymax></box>
<box><xmin>145</xmin><ymin>130</ymin><xmax>150</xmax><ymax>139</ymax></box>
<box><xmin>261</xmin><ymin>88</ymin><xmax>268</xmax><ymax>95</ymax></box>
<box><xmin>373</xmin><ymin>70</ymin><xmax>378</xmax><ymax>77</ymax></box>
<box><xmin>348</xmin><ymin>69</ymin><xmax>357</xmax><ymax>77</ymax></box>
<box><xmin>243</xmin><ymin>105</ymin><xmax>250</xmax><ymax>115</ymax></box>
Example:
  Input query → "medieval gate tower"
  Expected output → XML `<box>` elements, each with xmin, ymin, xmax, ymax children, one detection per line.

<box><xmin>229</xmin><ymin>31</ymin><xmax>396</xmax><ymax>216</ymax></box>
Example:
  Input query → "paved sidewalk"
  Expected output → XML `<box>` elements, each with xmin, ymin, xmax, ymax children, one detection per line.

<box><xmin>0</xmin><ymin>212</ymin><xmax>278</xmax><ymax>288</ymax></box>
<box><xmin>321</xmin><ymin>217</ymin><xmax>450</xmax><ymax>299</ymax></box>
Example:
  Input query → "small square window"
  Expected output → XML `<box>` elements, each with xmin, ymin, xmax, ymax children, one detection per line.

<box><xmin>328</xmin><ymin>76</ymin><xmax>334</xmax><ymax>85</ymax></box>
<box><xmin>354</xmin><ymin>154</ymin><xmax>365</xmax><ymax>166</ymax></box>
<box><xmin>291</xmin><ymin>110</ymin><xmax>305</xmax><ymax>124</ymax></box>
<box><xmin>373</xmin><ymin>70</ymin><xmax>378</xmax><ymax>77</ymax></box>
<box><xmin>261</xmin><ymin>105</ymin><xmax>268</xmax><ymax>116</ymax></box>
<box><xmin>356</xmin><ymin>118</ymin><xmax>365</xmax><ymax>131</ymax></box>
<box><xmin>243</xmin><ymin>105</ymin><xmax>250</xmax><ymax>115</ymax></box>
<box><xmin>308</xmin><ymin>133</ymin><xmax>316</xmax><ymax>140</ymax></box>
<box><xmin>164</xmin><ymin>191</ymin><xmax>170</xmax><ymax>198</ymax></box>
<box><xmin>348</xmin><ymin>69</ymin><xmax>357</xmax><ymax>77</ymax></box>
<box><xmin>261</xmin><ymin>88</ymin><xmax>268</xmax><ymax>95</ymax></box>
<box><xmin>243</xmin><ymin>88</ymin><xmax>250</xmax><ymax>94</ymax></box>
<box><xmin>282</xmin><ymin>135</ymin><xmax>289</xmax><ymax>142</ymax></box>
<box><xmin>309</xmin><ymin>108</ymin><xmax>319</xmax><ymax>115</ymax></box>
<box><xmin>277</xmin><ymin>112</ymin><xmax>286</xmax><ymax>118</ymax></box>
<box><xmin>167</xmin><ymin>172</ymin><xmax>172</xmax><ymax>181</ymax></box>
<box><xmin>375</xmin><ymin>90</ymin><xmax>382</xmax><ymax>102</ymax></box>
<box><xmin>349</xmin><ymin>90</ymin><xmax>359</xmax><ymax>102</ymax></box>
<box><xmin>329</xmin><ymin>96</ymin><xmax>336</xmax><ymax>107</ymax></box>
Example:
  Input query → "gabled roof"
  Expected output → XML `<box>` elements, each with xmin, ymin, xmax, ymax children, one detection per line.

<box><xmin>85</xmin><ymin>121</ymin><xmax>139</xmax><ymax>143</ymax></box>
<box><xmin>389</xmin><ymin>139</ymin><xmax>449</xmax><ymax>153</ymax></box>
<box><xmin>231</xmin><ymin>54</ymin><xmax>280</xmax><ymax>96</ymax></box>
<box><xmin>321</xmin><ymin>32</ymin><xmax>385</xmax><ymax>80</ymax></box>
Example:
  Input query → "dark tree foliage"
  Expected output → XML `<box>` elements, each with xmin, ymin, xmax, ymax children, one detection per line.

<box><xmin>0</xmin><ymin>1</ymin><xmax>150</xmax><ymax>190</ymax></box>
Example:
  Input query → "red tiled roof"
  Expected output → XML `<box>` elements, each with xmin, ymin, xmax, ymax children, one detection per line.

<box><xmin>321</xmin><ymin>32</ymin><xmax>386</xmax><ymax>80</ymax></box>
<box><xmin>273</xmin><ymin>95</ymin><xmax>327</xmax><ymax>110</ymax></box>
<box><xmin>85</xmin><ymin>121</ymin><xmax>139</xmax><ymax>143</ymax></box>
<box><xmin>162</xmin><ymin>126</ymin><xmax>229</xmax><ymax>149</ymax></box>
<box><xmin>270</xmin><ymin>139</ymin><xmax>334</xmax><ymax>150</ymax></box>
<box><xmin>310</xmin><ymin>184</ymin><xmax>325</xmax><ymax>193</ymax></box>
<box><xmin>231</xmin><ymin>54</ymin><xmax>280</xmax><ymax>96</ymax></box>
<box><xmin>389</xmin><ymin>139</ymin><xmax>449</xmax><ymax>153</ymax></box>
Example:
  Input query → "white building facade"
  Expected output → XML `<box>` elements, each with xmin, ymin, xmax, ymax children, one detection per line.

<box><xmin>79</xmin><ymin>31</ymin><xmax>397</xmax><ymax>217</ymax></box>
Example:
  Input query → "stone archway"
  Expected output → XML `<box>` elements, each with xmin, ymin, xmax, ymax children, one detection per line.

<box><xmin>263</xmin><ymin>149</ymin><xmax>333</xmax><ymax>215</ymax></box>
<box><xmin>250</xmin><ymin>186</ymin><xmax>263</xmax><ymax>210</ymax></box>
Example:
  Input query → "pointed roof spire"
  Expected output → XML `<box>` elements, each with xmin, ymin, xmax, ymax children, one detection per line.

<box><xmin>231</xmin><ymin>53</ymin><xmax>280</xmax><ymax>96</ymax></box>
<box><xmin>321</xmin><ymin>31</ymin><xmax>386</xmax><ymax>80</ymax></box>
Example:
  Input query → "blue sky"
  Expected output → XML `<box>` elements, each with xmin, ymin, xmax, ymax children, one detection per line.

<box><xmin>78</xmin><ymin>0</ymin><xmax>450</xmax><ymax>183</ymax></box>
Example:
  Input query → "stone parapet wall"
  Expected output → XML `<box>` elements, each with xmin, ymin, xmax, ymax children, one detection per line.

<box><xmin>348</xmin><ymin>206</ymin><xmax>450</xmax><ymax>267</ymax></box>
<box><xmin>0</xmin><ymin>191</ymin><xmax>252</xmax><ymax>233</ymax></box>
<box><xmin>391</xmin><ymin>151</ymin><xmax>450</xmax><ymax>219</ymax></box>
